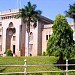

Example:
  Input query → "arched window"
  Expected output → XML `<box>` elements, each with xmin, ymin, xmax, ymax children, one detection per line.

<box><xmin>7</xmin><ymin>22</ymin><xmax>16</xmax><ymax>35</ymax></box>
<box><xmin>30</xmin><ymin>32</ymin><xmax>33</xmax><ymax>41</ymax></box>
<box><xmin>9</xmin><ymin>22</ymin><xmax>13</xmax><ymax>27</ymax></box>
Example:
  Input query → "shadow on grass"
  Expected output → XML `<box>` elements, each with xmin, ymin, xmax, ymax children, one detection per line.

<box><xmin>68</xmin><ymin>59</ymin><xmax>75</xmax><ymax>70</ymax></box>
<box><xmin>54</xmin><ymin>59</ymin><xmax>75</xmax><ymax>70</ymax></box>
<box><xmin>27</xmin><ymin>73</ymin><xmax>42</xmax><ymax>75</ymax></box>
<box><xmin>2</xmin><ymin>73</ymin><xmax>42</xmax><ymax>75</ymax></box>
<box><xmin>0</xmin><ymin>67</ymin><xmax>6</xmax><ymax>72</ymax></box>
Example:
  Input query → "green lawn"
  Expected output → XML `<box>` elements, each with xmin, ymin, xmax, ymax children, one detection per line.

<box><xmin>0</xmin><ymin>56</ymin><xmax>75</xmax><ymax>75</ymax></box>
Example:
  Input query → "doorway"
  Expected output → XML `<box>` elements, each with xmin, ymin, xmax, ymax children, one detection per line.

<box><xmin>13</xmin><ymin>45</ymin><xmax>15</xmax><ymax>54</ymax></box>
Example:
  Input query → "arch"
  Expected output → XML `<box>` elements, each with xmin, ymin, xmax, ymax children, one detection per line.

<box><xmin>9</xmin><ymin>22</ymin><xmax>13</xmax><ymax>27</ymax></box>
<box><xmin>7</xmin><ymin>22</ymin><xmax>16</xmax><ymax>34</ymax></box>
<box><xmin>6</xmin><ymin>22</ymin><xmax>16</xmax><ymax>51</ymax></box>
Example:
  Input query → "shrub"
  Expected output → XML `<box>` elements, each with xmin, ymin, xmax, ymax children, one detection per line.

<box><xmin>6</xmin><ymin>49</ymin><xmax>13</xmax><ymax>56</ymax></box>
<box><xmin>42</xmin><ymin>51</ymin><xmax>46</xmax><ymax>56</ymax></box>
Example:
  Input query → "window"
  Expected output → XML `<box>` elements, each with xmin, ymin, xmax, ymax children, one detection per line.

<box><xmin>46</xmin><ymin>35</ymin><xmax>48</xmax><ymax>40</ymax></box>
<box><xmin>20</xmin><ymin>25</ymin><xmax>22</xmax><ymax>31</ymax></box>
<box><xmin>1</xmin><ymin>17</ymin><xmax>3</xmax><ymax>20</ymax></box>
<box><xmin>46</xmin><ymin>35</ymin><xmax>51</xmax><ymax>40</ymax></box>
<box><xmin>13</xmin><ymin>36</ymin><xmax>16</xmax><ymax>41</ymax></box>
<box><xmin>4</xmin><ymin>17</ymin><xmax>5</xmax><ymax>19</ymax></box>
<box><xmin>9</xmin><ymin>22</ymin><xmax>13</xmax><ymax>27</ymax></box>
<box><xmin>13</xmin><ymin>45</ymin><xmax>15</xmax><ymax>54</ymax></box>
<box><xmin>0</xmin><ymin>24</ymin><xmax>2</xmax><ymax>26</ymax></box>
<box><xmin>6</xmin><ymin>17</ymin><xmax>7</xmax><ymax>19</ymax></box>
<box><xmin>9</xmin><ymin>16</ymin><xmax>12</xmax><ymax>19</ymax></box>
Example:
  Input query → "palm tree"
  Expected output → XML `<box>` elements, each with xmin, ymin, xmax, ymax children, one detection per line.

<box><xmin>17</xmin><ymin>2</ymin><xmax>42</xmax><ymax>56</ymax></box>
<box><xmin>65</xmin><ymin>3</ymin><xmax>75</xmax><ymax>31</ymax></box>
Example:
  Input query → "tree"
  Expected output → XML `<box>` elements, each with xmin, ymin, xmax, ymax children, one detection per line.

<box><xmin>46</xmin><ymin>14</ymin><xmax>75</xmax><ymax>61</ymax></box>
<box><xmin>65</xmin><ymin>3</ymin><xmax>75</xmax><ymax>31</ymax></box>
<box><xmin>17</xmin><ymin>2</ymin><xmax>42</xmax><ymax>56</ymax></box>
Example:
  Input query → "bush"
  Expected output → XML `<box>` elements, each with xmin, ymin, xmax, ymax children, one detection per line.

<box><xmin>6</xmin><ymin>49</ymin><xmax>13</xmax><ymax>56</ymax></box>
<box><xmin>42</xmin><ymin>51</ymin><xmax>46</xmax><ymax>56</ymax></box>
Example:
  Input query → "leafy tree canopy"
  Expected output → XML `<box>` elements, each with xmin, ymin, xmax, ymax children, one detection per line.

<box><xmin>46</xmin><ymin>14</ymin><xmax>75</xmax><ymax>59</ymax></box>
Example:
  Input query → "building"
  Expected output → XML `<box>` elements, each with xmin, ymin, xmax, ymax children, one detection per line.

<box><xmin>0</xmin><ymin>9</ymin><xmax>74</xmax><ymax>56</ymax></box>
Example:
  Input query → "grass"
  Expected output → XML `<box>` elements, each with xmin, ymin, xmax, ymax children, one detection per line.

<box><xmin>0</xmin><ymin>56</ymin><xmax>75</xmax><ymax>75</ymax></box>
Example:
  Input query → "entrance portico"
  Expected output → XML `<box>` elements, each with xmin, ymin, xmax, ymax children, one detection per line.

<box><xmin>6</xmin><ymin>22</ymin><xmax>16</xmax><ymax>54</ymax></box>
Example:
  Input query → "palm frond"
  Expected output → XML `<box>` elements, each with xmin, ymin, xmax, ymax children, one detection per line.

<box><xmin>32</xmin><ymin>4</ymin><xmax>37</xmax><ymax>10</ymax></box>
<box><xmin>28</xmin><ymin>1</ymin><xmax>32</xmax><ymax>8</ymax></box>
<box><xmin>16</xmin><ymin>1</ymin><xmax>42</xmax><ymax>28</ymax></box>
<box><xmin>65</xmin><ymin>3</ymin><xmax>75</xmax><ymax>19</ymax></box>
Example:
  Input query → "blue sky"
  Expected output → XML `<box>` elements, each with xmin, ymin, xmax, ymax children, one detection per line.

<box><xmin>0</xmin><ymin>0</ymin><xmax>75</xmax><ymax>22</ymax></box>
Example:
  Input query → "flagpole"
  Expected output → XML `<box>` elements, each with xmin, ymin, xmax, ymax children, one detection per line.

<box><xmin>20</xmin><ymin>0</ymin><xmax>22</xmax><ymax>9</ymax></box>
<box><xmin>17</xmin><ymin>0</ymin><xmax>18</xmax><ymax>9</ymax></box>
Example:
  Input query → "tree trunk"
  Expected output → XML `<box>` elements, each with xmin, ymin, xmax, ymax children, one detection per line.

<box><xmin>59</xmin><ymin>53</ymin><xmax>64</xmax><ymax>70</ymax></box>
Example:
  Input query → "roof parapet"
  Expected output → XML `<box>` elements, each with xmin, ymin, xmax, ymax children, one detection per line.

<box><xmin>0</xmin><ymin>9</ymin><xmax>19</xmax><ymax>16</ymax></box>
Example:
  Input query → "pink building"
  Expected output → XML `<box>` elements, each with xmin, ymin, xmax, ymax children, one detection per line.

<box><xmin>0</xmin><ymin>9</ymin><xmax>74</xmax><ymax>56</ymax></box>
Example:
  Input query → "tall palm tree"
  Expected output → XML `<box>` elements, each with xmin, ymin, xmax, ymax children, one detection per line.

<box><xmin>17</xmin><ymin>2</ymin><xmax>42</xmax><ymax>56</ymax></box>
<box><xmin>65</xmin><ymin>3</ymin><xmax>75</xmax><ymax>31</ymax></box>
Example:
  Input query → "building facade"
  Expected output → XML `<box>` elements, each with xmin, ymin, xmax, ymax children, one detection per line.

<box><xmin>0</xmin><ymin>9</ymin><xmax>74</xmax><ymax>56</ymax></box>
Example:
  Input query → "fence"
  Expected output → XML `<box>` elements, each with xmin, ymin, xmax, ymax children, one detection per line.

<box><xmin>0</xmin><ymin>59</ymin><xmax>75</xmax><ymax>75</ymax></box>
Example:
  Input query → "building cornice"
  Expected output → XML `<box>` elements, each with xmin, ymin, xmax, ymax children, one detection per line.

<box><xmin>37</xmin><ymin>15</ymin><xmax>54</xmax><ymax>24</ymax></box>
